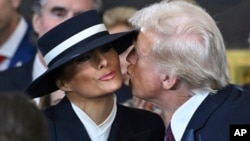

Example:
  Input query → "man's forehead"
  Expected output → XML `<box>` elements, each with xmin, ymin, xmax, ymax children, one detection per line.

<box><xmin>135</xmin><ymin>27</ymin><xmax>157</xmax><ymax>57</ymax></box>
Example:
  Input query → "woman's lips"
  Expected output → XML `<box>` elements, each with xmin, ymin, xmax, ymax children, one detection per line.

<box><xmin>99</xmin><ymin>71</ymin><xmax>115</xmax><ymax>81</ymax></box>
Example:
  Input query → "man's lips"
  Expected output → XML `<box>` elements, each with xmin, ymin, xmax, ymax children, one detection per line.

<box><xmin>99</xmin><ymin>71</ymin><xmax>115</xmax><ymax>81</ymax></box>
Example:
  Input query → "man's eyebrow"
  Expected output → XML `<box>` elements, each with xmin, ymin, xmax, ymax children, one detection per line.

<box><xmin>50</xmin><ymin>6</ymin><xmax>67</xmax><ymax>12</ymax></box>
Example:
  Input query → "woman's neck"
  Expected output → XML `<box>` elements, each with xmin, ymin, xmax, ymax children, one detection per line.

<box><xmin>67</xmin><ymin>93</ymin><xmax>115</xmax><ymax>125</ymax></box>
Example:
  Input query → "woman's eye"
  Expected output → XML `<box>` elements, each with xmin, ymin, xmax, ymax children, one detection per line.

<box><xmin>101</xmin><ymin>45</ymin><xmax>113</xmax><ymax>53</ymax></box>
<box><xmin>75</xmin><ymin>55</ymin><xmax>91</xmax><ymax>63</ymax></box>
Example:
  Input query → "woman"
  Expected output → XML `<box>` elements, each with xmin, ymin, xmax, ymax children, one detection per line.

<box><xmin>25</xmin><ymin>10</ymin><xmax>165</xmax><ymax>141</ymax></box>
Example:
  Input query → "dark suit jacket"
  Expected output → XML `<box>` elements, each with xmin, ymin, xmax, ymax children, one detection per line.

<box><xmin>44</xmin><ymin>97</ymin><xmax>165</xmax><ymax>141</ymax></box>
<box><xmin>181</xmin><ymin>84</ymin><xmax>250</xmax><ymax>141</ymax></box>
<box><xmin>0</xmin><ymin>58</ymin><xmax>33</xmax><ymax>92</ymax></box>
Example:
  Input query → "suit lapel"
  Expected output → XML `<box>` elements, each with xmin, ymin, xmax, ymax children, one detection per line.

<box><xmin>182</xmin><ymin>129</ymin><xmax>195</xmax><ymax>141</ymax></box>
<box><xmin>54</xmin><ymin>97</ymin><xmax>91</xmax><ymax>141</ymax></box>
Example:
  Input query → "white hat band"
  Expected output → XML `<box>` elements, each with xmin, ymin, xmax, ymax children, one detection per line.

<box><xmin>44</xmin><ymin>24</ymin><xmax>107</xmax><ymax>65</ymax></box>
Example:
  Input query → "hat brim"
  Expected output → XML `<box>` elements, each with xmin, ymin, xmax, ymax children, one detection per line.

<box><xmin>25</xmin><ymin>30</ymin><xmax>137</xmax><ymax>98</ymax></box>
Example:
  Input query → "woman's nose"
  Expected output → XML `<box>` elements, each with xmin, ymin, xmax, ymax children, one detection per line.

<box><xmin>96</xmin><ymin>53</ymin><xmax>108</xmax><ymax>69</ymax></box>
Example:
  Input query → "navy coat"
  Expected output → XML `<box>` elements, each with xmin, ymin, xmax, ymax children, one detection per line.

<box><xmin>44</xmin><ymin>97</ymin><xmax>165</xmax><ymax>141</ymax></box>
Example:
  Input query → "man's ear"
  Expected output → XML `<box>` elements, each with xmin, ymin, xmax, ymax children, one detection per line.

<box><xmin>161</xmin><ymin>74</ymin><xmax>177</xmax><ymax>90</ymax></box>
<box><xmin>56</xmin><ymin>79</ymin><xmax>71</xmax><ymax>92</ymax></box>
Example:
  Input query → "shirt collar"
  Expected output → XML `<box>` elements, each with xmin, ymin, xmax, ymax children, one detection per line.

<box><xmin>71</xmin><ymin>95</ymin><xmax>117</xmax><ymax>141</ymax></box>
<box><xmin>171</xmin><ymin>89</ymin><xmax>209</xmax><ymax>141</ymax></box>
<box><xmin>0</xmin><ymin>16</ymin><xmax>28</xmax><ymax>58</ymax></box>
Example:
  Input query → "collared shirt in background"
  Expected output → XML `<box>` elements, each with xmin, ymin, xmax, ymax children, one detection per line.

<box><xmin>0</xmin><ymin>16</ymin><xmax>28</xmax><ymax>70</ymax></box>
<box><xmin>72</xmin><ymin>95</ymin><xmax>117</xmax><ymax>141</ymax></box>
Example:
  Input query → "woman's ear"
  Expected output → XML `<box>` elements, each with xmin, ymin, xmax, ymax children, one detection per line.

<box><xmin>56</xmin><ymin>79</ymin><xmax>71</xmax><ymax>92</ymax></box>
<box><xmin>161</xmin><ymin>74</ymin><xmax>177</xmax><ymax>90</ymax></box>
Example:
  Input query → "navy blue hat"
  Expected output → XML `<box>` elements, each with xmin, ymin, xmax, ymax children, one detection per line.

<box><xmin>25</xmin><ymin>10</ymin><xmax>137</xmax><ymax>98</ymax></box>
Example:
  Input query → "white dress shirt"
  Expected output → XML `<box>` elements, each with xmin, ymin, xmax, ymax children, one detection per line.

<box><xmin>72</xmin><ymin>95</ymin><xmax>117</xmax><ymax>141</ymax></box>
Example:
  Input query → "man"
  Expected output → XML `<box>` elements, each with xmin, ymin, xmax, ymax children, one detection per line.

<box><xmin>126</xmin><ymin>1</ymin><xmax>250</xmax><ymax>141</ymax></box>
<box><xmin>0</xmin><ymin>0</ymin><xmax>36</xmax><ymax>71</ymax></box>
<box><xmin>0</xmin><ymin>0</ymin><xmax>101</xmax><ymax>106</ymax></box>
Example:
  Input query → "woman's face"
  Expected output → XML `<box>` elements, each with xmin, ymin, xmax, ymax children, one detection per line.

<box><xmin>57</xmin><ymin>44</ymin><xmax>122</xmax><ymax>99</ymax></box>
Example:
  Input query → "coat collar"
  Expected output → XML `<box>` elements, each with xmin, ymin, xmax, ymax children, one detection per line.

<box><xmin>54</xmin><ymin>97</ymin><xmax>91</xmax><ymax>141</ymax></box>
<box><xmin>53</xmin><ymin>97</ymin><xmax>153</xmax><ymax>141</ymax></box>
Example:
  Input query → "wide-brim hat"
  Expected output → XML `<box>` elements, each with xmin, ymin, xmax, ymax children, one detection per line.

<box><xmin>25</xmin><ymin>10</ymin><xmax>137</xmax><ymax>98</ymax></box>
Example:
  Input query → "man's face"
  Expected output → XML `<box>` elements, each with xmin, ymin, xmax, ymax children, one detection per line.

<box><xmin>33</xmin><ymin>0</ymin><xmax>95</xmax><ymax>37</ymax></box>
<box><xmin>0</xmin><ymin>0</ymin><xmax>20</xmax><ymax>40</ymax></box>
<box><xmin>126</xmin><ymin>29</ymin><xmax>163</xmax><ymax>99</ymax></box>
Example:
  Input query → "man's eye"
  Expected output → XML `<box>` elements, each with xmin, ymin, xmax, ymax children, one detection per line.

<box><xmin>51</xmin><ymin>7</ymin><xmax>67</xmax><ymax>17</ymax></box>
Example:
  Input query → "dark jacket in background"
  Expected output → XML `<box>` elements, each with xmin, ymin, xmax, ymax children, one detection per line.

<box><xmin>0</xmin><ymin>58</ymin><xmax>33</xmax><ymax>92</ymax></box>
